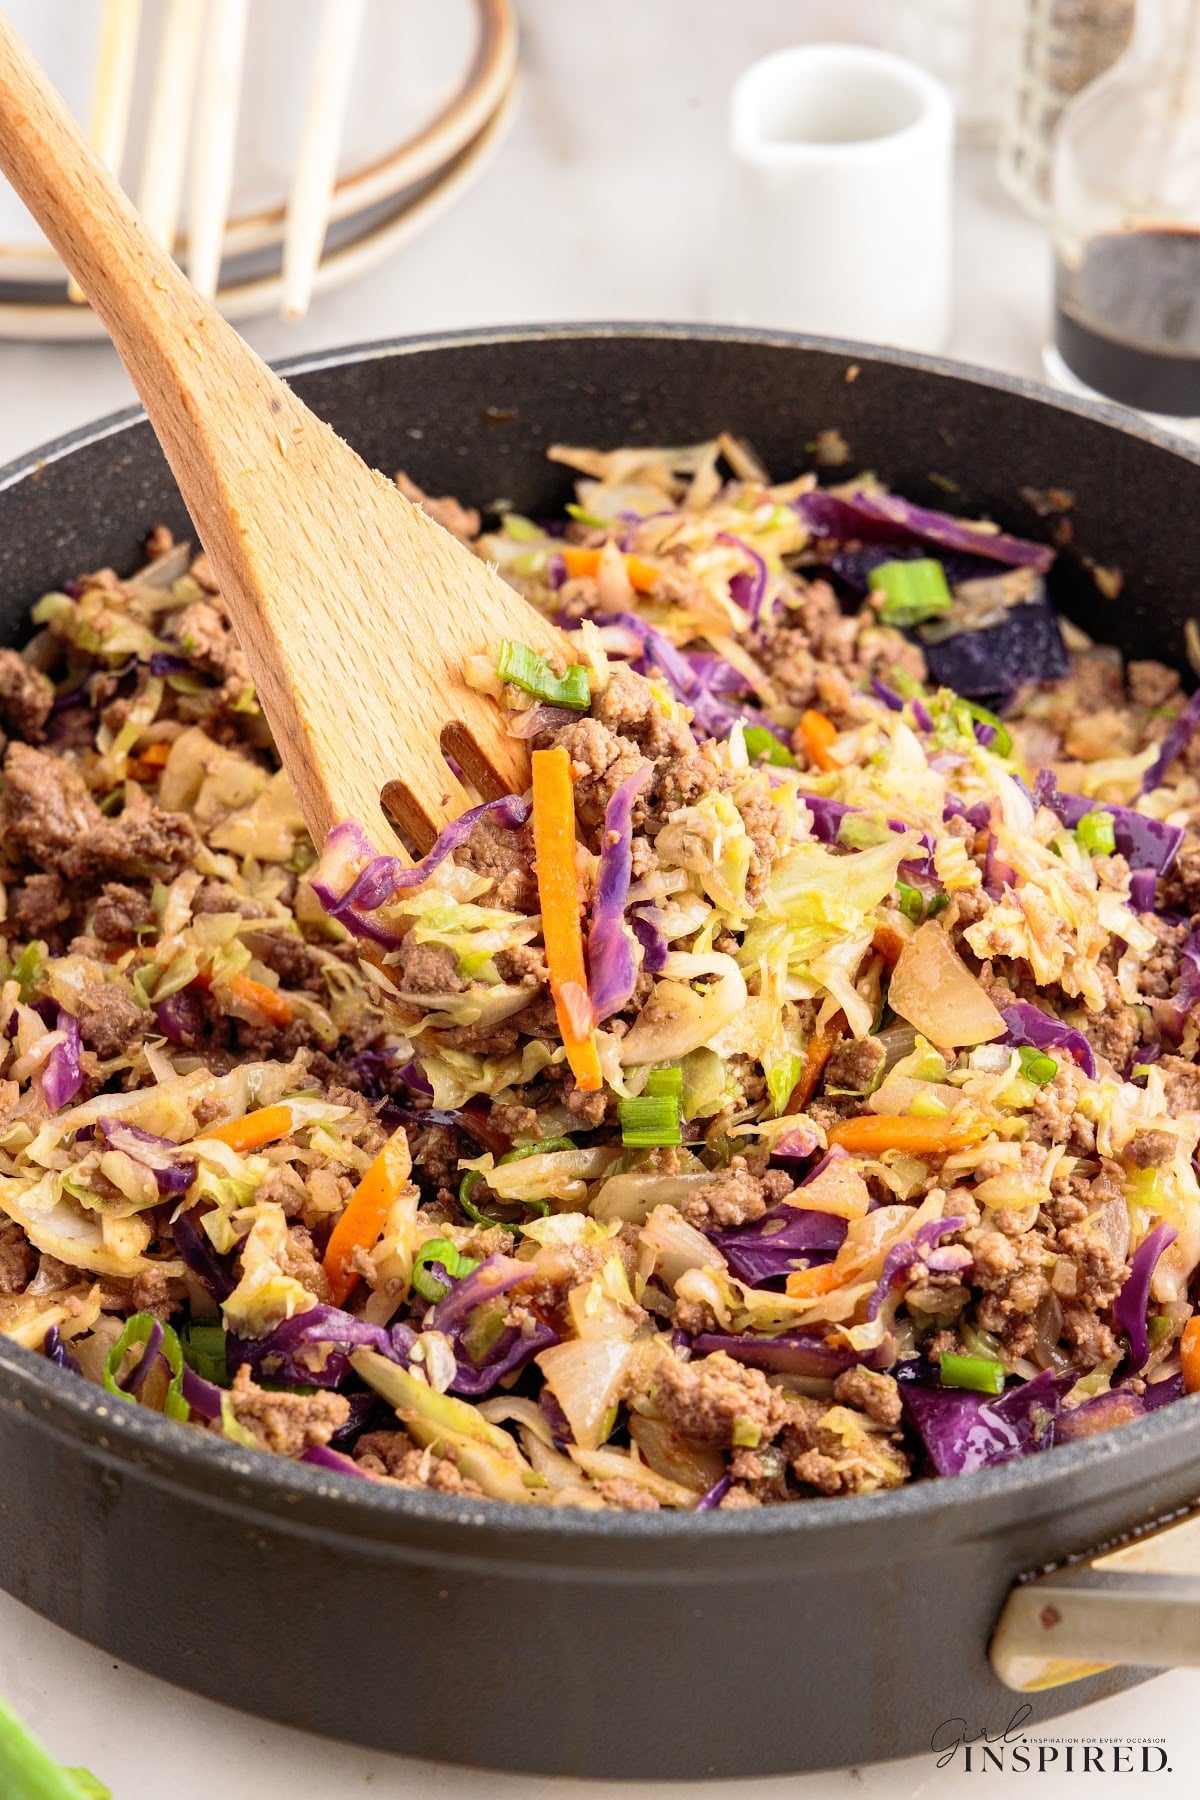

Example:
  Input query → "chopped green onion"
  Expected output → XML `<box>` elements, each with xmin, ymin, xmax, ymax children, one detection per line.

<box><xmin>895</xmin><ymin>881</ymin><xmax>925</xmax><ymax>925</ymax></box>
<box><xmin>952</xmin><ymin>698</ymin><xmax>1013</xmax><ymax>758</ymax></box>
<box><xmin>742</xmin><ymin>725</ymin><xmax>796</xmax><ymax>767</ymax></box>
<box><xmin>618</xmin><ymin>1093</ymin><xmax>682</xmax><ymax>1148</ymax></box>
<box><xmin>1076</xmin><ymin>810</ymin><xmax>1117</xmax><ymax>856</ymax></box>
<box><xmin>868</xmin><ymin>558</ymin><xmax>952</xmax><ymax>628</ymax></box>
<box><xmin>731</xmin><ymin>1415</ymin><xmax>762</xmax><ymax>1448</ymax></box>
<box><xmin>179</xmin><ymin>1321</ymin><xmax>230</xmax><ymax>1388</ymax></box>
<box><xmin>496</xmin><ymin>640</ymin><xmax>591</xmax><ymax>710</ymax></box>
<box><xmin>500</xmin><ymin>1136</ymin><xmax>576</xmax><ymax>1163</ymax></box>
<box><xmin>926</xmin><ymin>892</ymin><xmax>951</xmax><ymax>919</ymax></box>
<box><xmin>939</xmin><ymin>1351</ymin><xmax>1005</xmax><ymax>1396</ymax></box>
<box><xmin>644</xmin><ymin>1064</ymin><xmax>684</xmax><ymax>1099</ymax></box>
<box><xmin>565</xmin><ymin>503</ymin><xmax>612</xmax><ymax>528</ymax></box>
<box><xmin>1017</xmin><ymin>1045</ymin><xmax>1058</xmax><ymax>1086</ymax></box>
<box><xmin>411</xmin><ymin>1238</ymin><xmax>480</xmax><ymax>1304</ymax></box>
<box><xmin>0</xmin><ymin>1694</ymin><xmax>111</xmax><ymax>1800</ymax></box>
<box><xmin>103</xmin><ymin>1313</ymin><xmax>190</xmax><ymax>1421</ymax></box>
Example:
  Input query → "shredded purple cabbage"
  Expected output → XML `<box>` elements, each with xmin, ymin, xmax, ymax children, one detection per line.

<box><xmin>1113</xmin><ymin>1221</ymin><xmax>1177</xmax><ymax>1370</ymax></box>
<box><xmin>424</xmin><ymin>1254</ymin><xmax>532</xmax><ymax>1337</ymax></box>
<box><xmin>1033</xmin><ymin>769</ymin><xmax>1183</xmax><ymax>874</ymax></box>
<box><xmin>180</xmin><ymin>1363</ymin><xmax>222</xmax><ymax>1421</ymax></box>
<box><xmin>153</xmin><ymin>984</ymin><xmax>207</xmax><ymax>1046</ymax></box>
<box><xmin>1000</xmin><ymin>1001</ymin><xmax>1097</xmax><ymax>1079</ymax></box>
<box><xmin>311</xmin><ymin>799</ymin><xmax>531</xmax><ymax>943</ymax></box>
<box><xmin>862</xmin><ymin>1217</ymin><xmax>967</xmax><ymax>1326</ymax></box>
<box><xmin>1130</xmin><ymin>868</ymin><xmax>1159</xmax><ymax>912</ymax></box>
<box><xmin>172</xmin><ymin>1209</ymin><xmax>236</xmax><ymax>1301</ymax></box>
<box><xmin>694</xmin><ymin>1471</ymin><xmax>731</xmax><ymax>1511</ymax></box>
<box><xmin>121</xmin><ymin>1319</ymin><xmax>164</xmax><ymax>1394</ymax></box>
<box><xmin>449</xmin><ymin>1319</ymin><xmax>558</xmax><ymax>1398</ymax></box>
<box><xmin>41</xmin><ymin>1009</ymin><xmax>82</xmax><ymax>1112</ymax></box>
<box><xmin>227</xmin><ymin>1305</ymin><xmax>418</xmax><ymax>1390</ymax></box>
<box><xmin>770</xmin><ymin>1120</ymin><xmax>824</xmax><ymax>1161</ymax></box>
<box><xmin>300</xmin><ymin>1443</ymin><xmax>369</xmax><ymax>1477</ymax></box>
<box><xmin>1169</xmin><ymin>930</ymin><xmax>1200</xmax><ymax>1038</ymax></box>
<box><xmin>802</xmin><ymin>793</ymin><xmax>935</xmax><ymax>874</ymax></box>
<box><xmin>1142</xmin><ymin>688</ymin><xmax>1200</xmax><ymax>793</ymax></box>
<box><xmin>718</xmin><ymin>532</ymin><xmax>772</xmax><ymax>625</ymax></box>
<box><xmin>901</xmin><ymin>1368</ymin><xmax>1063</xmax><ymax>1476</ymax></box>
<box><xmin>922</xmin><ymin>597</ymin><xmax>1068</xmax><ymax>708</ymax></box>
<box><xmin>586</xmin><ymin>765</ymin><xmax>652</xmax><ymax>1022</ymax></box>
<box><xmin>871</xmin><ymin>677</ymin><xmax>904</xmax><ymax>713</ymax></box>
<box><xmin>99</xmin><ymin>1118</ymin><xmax>196</xmax><ymax>1195</ymax></box>
<box><xmin>708</xmin><ymin>1205</ymin><xmax>846</xmax><ymax>1286</ymax></box>
<box><xmin>630</xmin><ymin>906</ymin><xmax>669</xmax><ymax>974</ymax></box>
<box><xmin>1055</xmin><ymin>1371</ymin><xmax>1186</xmax><ymax>1443</ymax></box>
<box><xmin>793</xmin><ymin>487</ymin><xmax>1054</xmax><ymax>571</ymax></box>
<box><xmin>43</xmin><ymin>1324</ymin><xmax>80</xmax><ymax>1374</ymax></box>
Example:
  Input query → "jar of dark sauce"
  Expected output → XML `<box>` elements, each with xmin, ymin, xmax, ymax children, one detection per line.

<box><xmin>1048</xmin><ymin>0</ymin><xmax>1200</xmax><ymax>425</ymax></box>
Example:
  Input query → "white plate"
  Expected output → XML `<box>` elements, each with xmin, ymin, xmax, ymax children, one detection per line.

<box><xmin>0</xmin><ymin>0</ymin><xmax>515</xmax><ymax>282</ymax></box>
<box><xmin>0</xmin><ymin>74</ymin><xmax>518</xmax><ymax>340</ymax></box>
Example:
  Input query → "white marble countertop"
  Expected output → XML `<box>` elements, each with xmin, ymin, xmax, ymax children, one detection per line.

<box><xmin>1</xmin><ymin>2</ymin><xmax>1198</xmax><ymax>1794</ymax></box>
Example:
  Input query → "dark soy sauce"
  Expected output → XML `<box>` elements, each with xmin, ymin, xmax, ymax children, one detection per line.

<box><xmin>1054</xmin><ymin>225</ymin><xmax>1200</xmax><ymax>414</ymax></box>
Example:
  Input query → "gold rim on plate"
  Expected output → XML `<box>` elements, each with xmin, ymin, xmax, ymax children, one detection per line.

<box><xmin>0</xmin><ymin>73</ymin><xmax>519</xmax><ymax>341</ymax></box>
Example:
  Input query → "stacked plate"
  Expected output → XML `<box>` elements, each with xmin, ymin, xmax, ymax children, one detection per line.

<box><xmin>0</xmin><ymin>0</ymin><xmax>517</xmax><ymax>338</ymax></box>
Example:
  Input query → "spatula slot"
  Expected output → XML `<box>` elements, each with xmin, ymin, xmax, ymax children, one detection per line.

<box><xmin>379</xmin><ymin>779</ymin><xmax>440</xmax><ymax>858</ymax></box>
<box><xmin>440</xmin><ymin>719</ymin><xmax>509</xmax><ymax>802</ymax></box>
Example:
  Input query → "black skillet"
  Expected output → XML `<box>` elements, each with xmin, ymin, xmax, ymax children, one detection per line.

<box><xmin>0</xmin><ymin>327</ymin><xmax>1198</xmax><ymax>1781</ymax></box>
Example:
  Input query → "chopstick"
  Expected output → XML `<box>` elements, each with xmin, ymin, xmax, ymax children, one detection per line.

<box><xmin>187</xmin><ymin>0</ymin><xmax>250</xmax><ymax>300</ymax></box>
<box><xmin>280</xmin><ymin>0</ymin><xmax>366</xmax><ymax>321</ymax></box>
<box><xmin>135</xmin><ymin>0</ymin><xmax>205</xmax><ymax>254</ymax></box>
<box><xmin>68</xmin><ymin>0</ymin><xmax>142</xmax><ymax>301</ymax></box>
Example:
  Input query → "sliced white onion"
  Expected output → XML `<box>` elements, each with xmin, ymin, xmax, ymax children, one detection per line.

<box><xmin>639</xmin><ymin>1203</ymin><xmax>727</xmax><ymax>1288</ymax></box>
<box><xmin>887</xmin><ymin>922</ymin><xmax>1005</xmax><ymax>1049</ymax></box>
<box><xmin>536</xmin><ymin>1337</ymin><xmax>634</xmax><ymax>1452</ymax></box>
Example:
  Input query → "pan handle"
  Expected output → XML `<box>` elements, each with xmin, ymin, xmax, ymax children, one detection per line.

<box><xmin>990</xmin><ymin>1505</ymin><xmax>1200</xmax><ymax>1691</ymax></box>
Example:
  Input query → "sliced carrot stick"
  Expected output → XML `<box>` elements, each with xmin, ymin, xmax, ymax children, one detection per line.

<box><xmin>560</xmin><ymin>544</ymin><xmax>660</xmax><ymax>594</ymax></box>
<box><xmin>227</xmin><ymin>972</ymin><xmax>293</xmax><ymax>1027</ymax></box>
<box><xmin>136</xmin><ymin>740</ymin><xmax>172</xmax><ymax>768</ymax></box>
<box><xmin>784</xmin><ymin>1264</ymin><xmax>843</xmax><ymax>1301</ymax></box>
<box><xmin>1181</xmin><ymin>1315</ymin><xmax>1200</xmax><ymax>1395</ymax></box>
<box><xmin>786</xmin><ymin>1019</ymin><xmax>842</xmax><ymax>1113</ymax></box>
<box><xmin>799</xmin><ymin>708</ymin><xmax>840</xmax><ymax>772</ymax></box>
<box><xmin>231</xmin><ymin>973</ymin><xmax>293</xmax><ymax>1026</ymax></box>
<box><xmin>531</xmin><ymin>746</ymin><xmax>602</xmax><ymax>1092</ymax></box>
<box><xmin>827</xmin><ymin>1115</ymin><xmax>984</xmax><ymax>1157</ymax></box>
<box><xmin>323</xmin><ymin>1124</ymin><xmax>412</xmax><ymax>1305</ymax></box>
<box><xmin>196</xmin><ymin>1103</ymin><xmax>295</xmax><ymax>1153</ymax></box>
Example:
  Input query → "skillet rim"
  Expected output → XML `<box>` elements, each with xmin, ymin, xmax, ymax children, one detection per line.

<box><xmin>1</xmin><ymin>320</ymin><xmax>1199</xmax><ymax>1547</ymax></box>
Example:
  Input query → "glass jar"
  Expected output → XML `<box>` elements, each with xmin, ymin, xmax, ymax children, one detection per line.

<box><xmin>1047</xmin><ymin>0</ymin><xmax>1200</xmax><ymax>428</ymax></box>
<box><xmin>883</xmin><ymin>0</ymin><xmax>1022</xmax><ymax>142</ymax></box>
<box><xmin>999</xmin><ymin>0</ymin><xmax>1134</xmax><ymax>217</ymax></box>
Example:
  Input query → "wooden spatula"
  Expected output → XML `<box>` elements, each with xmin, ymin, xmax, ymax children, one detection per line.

<box><xmin>0</xmin><ymin>13</ymin><xmax>565</xmax><ymax>856</ymax></box>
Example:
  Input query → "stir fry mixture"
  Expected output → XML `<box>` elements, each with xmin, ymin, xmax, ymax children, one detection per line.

<box><xmin>4</xmin><ymin>438</ymin><xmax>1200</xmax><ymax>1512</ymax></box>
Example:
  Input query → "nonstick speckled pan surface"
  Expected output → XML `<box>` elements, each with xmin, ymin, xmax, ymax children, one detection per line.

<box><xmin>0</xmin><ymin>326</ymin><xmax>1198</xmax><ymax>1780</ymax></box>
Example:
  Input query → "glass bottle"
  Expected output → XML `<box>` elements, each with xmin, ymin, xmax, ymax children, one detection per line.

<box><xmin>1047</xmin><ymin>0</ymin><xmax>1200</xmax><ymax>429</ymax></box>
